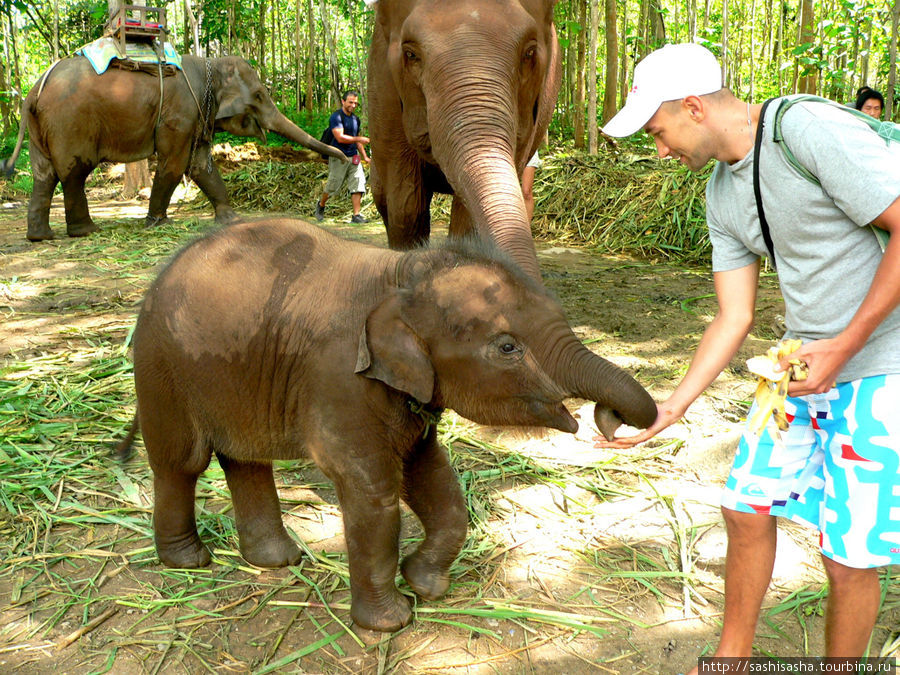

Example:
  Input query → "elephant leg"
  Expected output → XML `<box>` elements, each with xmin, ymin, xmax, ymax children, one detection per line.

<box><xmin>448</xmin><ymin>196</ymin><xmax>476</xmax><ymax>239</ymax></box>
<box><xmin>188</xmin><ymin>148</ymin><xmax>238</xmax><ymax>225</ymax></box>
<box><xmin>383</xmin><ymin>162</ymin><xmax>432</xmax><ymax>250</ymax></box>
<box><xmin>25</xmin><ymin>149</ymin><xmax>58</xmax><ymax>241</ymax></box>
<box><xmin>329</xmin><ymin>454</ymin><xmax>411</xmax><ymax>632</ymax></box>
<box><xmin>153</xmin><ymin>470</ymin><xmax>211</xmax><ymax>568</ymax></box>
<box><xmin>399</xmin><ymin>428</ymin><xmax>468</xmax><ymax>600</ymax></box>
<box><xmin>141</xmin><ymin>392</ymin><xmax>212</xmax><ymax>568</ymax></box>
<box><xmin>215</xmin><ymin>452</ymin><xmax>301</xmax><ymax>568</ymax></box>
<box><xmin>146</xmin><ymin>169</ymin><xmax>180</xmax><ymax>228</ymax></box>
<box><xmin>61</xmin><ymin>164</ymin><xmax>98</xmax><ymax>237</ymax></box>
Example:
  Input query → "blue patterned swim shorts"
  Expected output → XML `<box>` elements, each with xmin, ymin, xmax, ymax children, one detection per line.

<box><xmin>722</xmin><ymin>374</ymin><xmax>900</xmax><ymax>568</ymax></box>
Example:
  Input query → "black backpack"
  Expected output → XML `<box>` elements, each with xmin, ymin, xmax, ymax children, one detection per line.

<box><xmin>319</xmin><ymin>127</ymin><xmax>334</xmax><ymax>159</ymax></box>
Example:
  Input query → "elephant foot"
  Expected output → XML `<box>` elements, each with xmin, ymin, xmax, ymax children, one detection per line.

<box><xmin>214</xmin><ymin>208</ymin><xmax>239</xmax><ymax>226</ymax></box>
<box><xmin>26</xmin><ymin>223</ymin><xmax>55</xmax><ymax>242</ymax></box>
<box><xmin>145</xmin><ymin>215</ymin><xmax>172</xmax><ymax>229</ymax></box>
<box><xmin>67</xmin><ymin>222</ymin><xmax>98</xmax><ymax>238</ymax></box>
<box><xmin>401</xmin><ymin>552</ymin><xmax>451</xmax><ymax>600</ymax></box>
<box><xmin>351</xmin><ymin>588</ymin><xmax>412</xmax><ymax>632</ymax></box>
<box><xmin>156</xmin><ymin>532</ymin><xmax>212</xmax><ymax>569</ymax></box>
<box><xmin>238</xmin><ymin>528</ymin><xmax>302</xmax><ymax>568</ymax></box>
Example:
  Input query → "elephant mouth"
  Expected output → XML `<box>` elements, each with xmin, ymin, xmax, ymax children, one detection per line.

<box><xmin>524</xmin><ymin>398</ymin><xmax>578</xmax><ymax>434</ymax></box>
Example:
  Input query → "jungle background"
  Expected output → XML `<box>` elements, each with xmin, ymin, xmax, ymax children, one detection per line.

<box><xmin>1</xmin><ymin>0</ymin><xmax>900</xmax><ymax>674</ymax></box>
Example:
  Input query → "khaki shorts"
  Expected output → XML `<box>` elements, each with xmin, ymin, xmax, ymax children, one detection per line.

<box><xmin>325</xmin><ymin>156</ymin><xmax>366</xmax><ymax>195</ymax></box>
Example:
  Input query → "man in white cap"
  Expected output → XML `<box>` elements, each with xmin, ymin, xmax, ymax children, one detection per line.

<box><xmin>600</xmin><ymin>43</ymin><xmax>900</xmax><ymax>669</ymax></box>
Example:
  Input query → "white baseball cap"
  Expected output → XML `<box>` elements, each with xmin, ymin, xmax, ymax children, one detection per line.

<box><xmin>602</xmin><ymin>43</ymin><xmax>723</xmax><ymax>137</ymax></box>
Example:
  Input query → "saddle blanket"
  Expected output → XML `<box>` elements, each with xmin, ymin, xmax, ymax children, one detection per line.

<box><xmin>76</xmin><ymin>37</ymin><xmax>182</xmax><ymax>75</ymax></box>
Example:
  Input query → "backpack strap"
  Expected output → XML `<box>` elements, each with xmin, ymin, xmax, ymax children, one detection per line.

<box><xmin>770</xmin><ymin>94</ymin><xmax>891</xmax><ymax>252</ymax></box>
<box><xmin>753</xmin><ymin>98</ymin><xmax>778</xmax><ymax>266</ymax></box>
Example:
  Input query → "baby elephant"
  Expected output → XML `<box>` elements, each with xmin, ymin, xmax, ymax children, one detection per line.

<box><xmin>122</xmin><ymin>218</ymin><xmax>656</xmax><ymax>632</ymax></box>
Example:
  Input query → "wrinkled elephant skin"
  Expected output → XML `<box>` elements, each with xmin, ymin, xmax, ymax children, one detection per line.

<box><xmin>1</xmin><ymin>56</ymin><xmax>345</xmax><ymax>241</ymax></box>
<box><xmin>123</xmin><ymin>218</ymin><xmax>657</xmax><ymax>632</ymax></box>
<box><xmin>368</xmin><ymin>0</ymin><xmax>562</xmax><ymax>281</ymax></box>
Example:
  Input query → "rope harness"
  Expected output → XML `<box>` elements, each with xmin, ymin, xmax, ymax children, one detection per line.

<box><xmin>181</xmin><ymin>59</ymin><xmax>215</xmax><ymax>174</ymax></box>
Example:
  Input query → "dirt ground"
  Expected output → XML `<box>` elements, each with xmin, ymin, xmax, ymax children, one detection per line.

<box><xmin>0</xmin><ymin>176</ymin><xmax>898</xmax><ymax>675</ymax></box>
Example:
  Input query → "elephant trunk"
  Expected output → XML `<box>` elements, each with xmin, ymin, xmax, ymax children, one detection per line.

<box><xmin>425</xmin><ymin>61</ymin><xmax>542</xmax><ymax>281</ymax></box>
<box><xmin>532</xmin><ymin>319</ymin><xmax>658</xmax><ymax>439</ymax></box>
<box><xmin>557</xmin><ymin>338</ymin><xmax>657</xmax><ymax>439</ymax></box>
<box><xmin>267</xmin><ymin>109</ymin><xmax>347</xmax><ymax>163</ymax></box>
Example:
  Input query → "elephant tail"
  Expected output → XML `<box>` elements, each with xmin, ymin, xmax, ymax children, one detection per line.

<box><xmin>115</xmin><ymin>413</ymin><xmax>141</xmax><ymax>462</ymax></box>
<box><xmin>1</xmin><ymin>100</ymin><xmax>28</xmax><ymax>178</ymax></box>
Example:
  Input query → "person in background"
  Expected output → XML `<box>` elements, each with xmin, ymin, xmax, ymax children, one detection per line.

<box><xmin>600</xmin><ymin>43</ymin><xmax>900</xmax><ymax>673</ymax></box>
<box><xmin>522</xmin><ymin>150</ymin><xmax>542</xmax><ymax>222</ymax></box>
<box><xmin>854</xmin><ymin>86</ymin><xmax>885</xmax><ymax>119</ymax></box>
<box><xmin>315</xmin><ymin>90</ymin><xmax>370</xmax><ymax>224</ymax></box>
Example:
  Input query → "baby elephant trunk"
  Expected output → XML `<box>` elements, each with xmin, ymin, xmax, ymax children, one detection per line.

<box><xmin>555</xmin><ymin>340</ymin><xmax>658</xmax><ymax>441</ymax></box>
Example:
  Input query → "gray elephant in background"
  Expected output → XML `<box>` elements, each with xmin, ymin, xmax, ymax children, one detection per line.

<box><xmin>118</xmin><ymin>217</ymin><xmax>658</xmax><ymax>632</ymax></box>
<box><xmin>1</xmin><ymin>55</ymin><xmax>346</xmax><ymax>241</ymax></box>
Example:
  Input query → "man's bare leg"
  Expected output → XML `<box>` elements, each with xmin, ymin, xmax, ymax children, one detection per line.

<box><xmin>688</xmin><ymin>509</ymin><xmax>777</xmax><ymax>675</ymax></box>
<box><xmin>821</xmin><ymin>556</ymin><xmax>880</xmax><ymax>657</ymax></box>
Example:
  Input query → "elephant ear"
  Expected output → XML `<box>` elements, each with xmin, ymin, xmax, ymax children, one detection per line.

<box><xmin>355</xmin><ymin>293</ymin><xmax>435</xmax><ymax>403</ymax></box>
<box><xmin>214</xmin><ymin>61</ymin><xmax>246</xmax><ymax>120</ymax></box>
<box><xmin>525</xmin><ymin>10</ymin><xmax>562</xmax><ymax>161</ymax></box>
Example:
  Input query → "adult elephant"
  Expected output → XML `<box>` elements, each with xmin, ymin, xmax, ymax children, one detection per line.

<box><xmin>1</xmin><ymin>55</ymin><xmax>347</xmax><ymax>241</ymax></box>
<box><xmin>368</xmin><ymin>0</ymin><xmax>560</xmax><ymax>281</ymax></box>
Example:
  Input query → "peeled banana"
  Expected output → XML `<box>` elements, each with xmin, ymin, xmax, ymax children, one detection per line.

<box><xmin>746</xmin><ymin>339</ymin><xmax>808</xmax><ymax>436</ymax></box>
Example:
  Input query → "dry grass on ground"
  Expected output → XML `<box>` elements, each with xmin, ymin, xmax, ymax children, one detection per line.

<box><xmin>1</xmin><ymin>150</ymin><xmax>898</xmax><ymax>674</ymax></box>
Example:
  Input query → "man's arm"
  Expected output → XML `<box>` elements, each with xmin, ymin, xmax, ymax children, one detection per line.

<box><xmin>597</xmin><ymin>261</ymin><xmax>760</xmax><ymax>448</ymax></box>
<box><xmin>332</xmin><ymin>125</ymin><xmax>370</xmax><ymax>147</ymax></box>
<box><xmin>784</xmin><ymin>196</ymin><xmax>900</xmax><ymax>395</ymax></box>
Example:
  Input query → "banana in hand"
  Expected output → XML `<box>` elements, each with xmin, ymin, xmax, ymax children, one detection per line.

<box><xmin>746</xmin><ymin>339</ymin><xmax>808</xmax><ymax>436</ymax></box>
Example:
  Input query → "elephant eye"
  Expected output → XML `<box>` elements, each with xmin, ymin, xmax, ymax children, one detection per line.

<box><xmin>405</xmin><ymin>49</ymin><xmax>418</xmax><ymax>61</ymax></box>
<box><xmin>494</xmin><ymin>335</ymin><xmax>523</xmax><ymax>358</ymax></box>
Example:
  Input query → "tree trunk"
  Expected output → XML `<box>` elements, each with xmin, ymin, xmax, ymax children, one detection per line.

<box><xmin>588</xmin><ymin>0</ymin><xmax>599</xmax><ymax>154</ymax></box>
<box><xmin>306</xmin><ymin>0</ymin><xmax>315</xmax><ymax>112</ymax></box>
<box><xmin>319</xmin><ymin>0</ymin><xmax>341</xmax><ymax>104</ymax></box>
<box><xmin>721</xmin><ymin>0</ymin><xmax>729</xmax><ymax>88</ymax></box>
<box><xmin>53</xmin><ymin>0</ymin><xmax>60</xmax><ymax>61</ymax></box>
<box><xmin>797</xmin><ymin>0</ymin><xmax>817</xmax><ymax>94</ymax></box>
<box><xmin>649</xmin><ymin>0</ymin><xmax>666</xmax><ymax>46</ymax></box>
<box><xmin>295</xmin><ymin>0</ymin><xmax>302</xmax><ymax>112</ymax></box>
<box><xmin>861</xmin><ymin>14</ymin><xmax>872</xmax><ymax>85</ymax></box>
<box><xmin>350</xmin><ymin>1</ymin><xmax>365</xmax><ymax>107</ymax></box>
<box><xmin>565</xmin><ymin>6</ymin><xmax>576</xmax><ymax>131</ymax></box>
<box><xmin>574</xmin><ymin>0</ymin><xmax>586</xmax><ymax>148</ymax></box>
<box><xmin>887</xmin><ymin>0</ymin><xmax>900</xmax><ymax>121</ymax></box>
<box><xmin>257</xmin><ymin>0</ymin><xmax>267</xmax><ymax>84</ymax></box>
<box><xmin>601</xmin><ymin>0</ymin><xmax>618</xmax><ymax>125</ymax></box>
<box><xmin>748</xmin><ymin>0</ymin><xmax>757</xmax><ymax>100</ymax></box>
<box><xmin>618</xmin><ymin>0</ymin><xmax>627</xmax><ymax>106</ymax></box>
<box><xmin>122</xmin><ymin>160</ymin><xmax>152</xmax><ymax>199</ymax></box>
<box><xmin>228</xmin><ymin>0</ymin><xmax>235</xmax><ymax>54</ymax></box>
<box><xmin>185</xmin><ymin>0</ymin><xmax>201</xmax><ymax>56</ymax></box>
<box><xmin>0</xmin><ymin>24</ymin><xmax>12</xmax><ymax>136</ymax></box>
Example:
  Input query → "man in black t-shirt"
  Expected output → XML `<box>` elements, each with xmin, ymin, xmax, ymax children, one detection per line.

<box><xmin>315</xmin><ymin>90</ymin><xmax>370</xmax><ymax>224</ymax></box>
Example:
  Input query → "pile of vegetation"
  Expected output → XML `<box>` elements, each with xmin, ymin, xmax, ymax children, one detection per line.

<box><xmin>214</xmin><ymin>142</ymin><xmax>713</xmax><ymax>266</ymax></box>
<box><xmin>531</xmin><ymin>146</ymin><xmax>713</xmax><ymax>265</ymax></box>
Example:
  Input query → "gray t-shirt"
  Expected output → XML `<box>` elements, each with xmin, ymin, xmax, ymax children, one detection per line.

<box><xmin>706</xmin><ymin>95</ymin><xmax>900</xmax><ymax>382</ymax></box>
